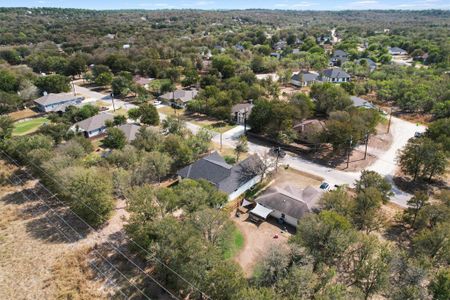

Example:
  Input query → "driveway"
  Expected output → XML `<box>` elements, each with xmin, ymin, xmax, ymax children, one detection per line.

<box><xmin>74</xmin><ymin>83</ymin><xmax>138</xmax><ymax>112</ymax></box>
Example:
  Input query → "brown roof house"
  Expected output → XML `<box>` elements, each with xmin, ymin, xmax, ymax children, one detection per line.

<box><xmin>293</xmin><ymin>119</ymin><xmax>326</xmax><ymax>144</ymax></box>
<box><xmin>253</xmin><ymin>184</ymin><xmax>323</xmax><ymax>227</ymax></box>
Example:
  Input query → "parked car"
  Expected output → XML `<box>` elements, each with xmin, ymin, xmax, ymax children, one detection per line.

<box><xmin>414</xmin><ymin>131</ymin><xmax>424</xmax><ymax>138</ymax></box>
<box><xmin>171</xmin><ymin>102</ymin><xmax>183</xmax><ymax>109</ymax></box>
<box><xmin>153</xmin><ymin>100</ymin><xmax>162</xmax><ymax>106</ymax></box>
<box><xmin>319</xmin><ymin>182</ymin><xmax>331</xmax><ymax>191</ymax></box>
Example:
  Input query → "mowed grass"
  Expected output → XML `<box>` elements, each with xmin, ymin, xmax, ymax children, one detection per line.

<box><xmin>221</xmin><ymin>225</ymin><xmax>245</xmax><ymax>260</ymax></box>
<box><xmin>12</xmin><ymin>117</ymin><xmax>49</xmax><ymax>136</ymax></box>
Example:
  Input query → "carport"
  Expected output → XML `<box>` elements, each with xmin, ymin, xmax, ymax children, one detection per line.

<box><xmin>249</xmin><ymin>203</ymin><xmax>273</xmax><ymax>223</ymax></box>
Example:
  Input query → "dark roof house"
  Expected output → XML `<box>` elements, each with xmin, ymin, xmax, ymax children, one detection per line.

<box><xmin>350</xmin><ymin>96</ymin><xmax>376</xmax><ymax>109</ymax></box>
<box><xmin>177</xmin><ymin>151</ymin><xmax>262</xmax><ymax>200</ymax></box>
<box><xmin>330</xmin><ymin>50</ymin><xmax>348</xmax><ymax>65</ymax></box>
<box><xmin>70</xmin><ymin>113</ymin><xmax>114</xmax><ymax>138</ymax></box>
<box><xmin>117</xmin><ymin>123</ymin><xmax>141</xmax><ymax>143</ymax></box>
<box><xmin>291</xmin><ymin>71</ymin><xmax>319</xmax><ymax>87</ymax></box>
<box><xmin>321</xmin><ymin>68</ymin><xmax>351</xmax><ymax>83</ymax></box>
<box><xmin>158</xmin><ymin>89</ymin><xmax>198</xmax><ymax>105</ymax></box>
<box><xmin>388</xmin><ymin>47</ymin><xmax>407</xmax><ymax>56</ymax></box>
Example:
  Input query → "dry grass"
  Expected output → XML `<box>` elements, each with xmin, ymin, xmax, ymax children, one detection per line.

<box><xmin>49</xmin><ymin>247</ymin><xmax>106</xmax><ymax>300</ymax></box>
<box><xmin>8</xmin><ymin>108</ymin><xmax>39</xmax><ymax>121</ymax></box>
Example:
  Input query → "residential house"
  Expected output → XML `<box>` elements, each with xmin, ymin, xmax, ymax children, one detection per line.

<box><xmin>70</xmin><ymin>113</ymin><xmax>114</xmax><ymax>138</ymax></box>
<box><xmin>270</xmin><ymin>52</ymin><xmax>281</xmax><ymax>60</ymax></box>
<box><xmin>293</xmin><ymin>119</ymin><xmax>326</xmax><ymax>143</ymax></box>
<box><xmin>350</xmin><ymin>96</ymin><xmax>376</xmax><ymax>109</ymax></box>
<box><xmin>273</xmin><ymin>40</ymin><xmax>287</xmax><ymax>51</ymax></box>
<box><xmin>117</xmin><ymin>123</ymin><xmax>141</xmax><ymax>143</ymax></box>
<box><xmin>330</xmin><ymin>50</ymin><xmax>348</xmax><ymax>66</ymax></box>
<box><xmin>357</xmin><ymin>58</ymin><xmax>377</xmax><ymax>72</ymax></box>
<box><xmin>133</xmin><ymin>76</ymin><xmax>153</xmax><ymax>89</ymax></box>
<box><xmin>252</xmin><ymin>184</ymin><xmax>323</xmax><ymax>227</ymax></box>
<box><xmin>158</xmin><ymin>89</ymin><xmax>198</xmax><ymax>107</ymax></box>
<box><xmin>291</xmin><ymin>71</ymin><xmax>319</xmax><ymax>87</ymax></box>
<box><xmin>231</xmin><ymin>102</ymin><xmax>253</xmax><ymax>125</ymax></box>
<box><xmin>321</xmin><ymin>68</ymin><xmax>351</xmax><ymax>83</ymax></box>
<box><xmin>34</xmin><ymin>93</ymin><xmax>84</xmax><ymax>113</ymax></box>
<box><xmin>388</xmin><ymin>47</ymin><xmax>407</xmax><ymax>56</ymax></box>
<box><xmin>177</xmin><ymin>151</ymin><xmax>262</xmax><ymax>201</ymax></box>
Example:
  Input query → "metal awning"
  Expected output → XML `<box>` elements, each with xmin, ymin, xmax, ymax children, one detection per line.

<box><xmin>250</xmin><ymin>203</ymin><xmax>273</xmax><ymax>219</ymax></box>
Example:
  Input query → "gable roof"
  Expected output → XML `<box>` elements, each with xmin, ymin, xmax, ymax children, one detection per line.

<box><xmin>332</xmin><ymin>50</ymin><xmax>348</xmax><ymax>58</ymax></box>
<box><xmin>34</xmin><ymin>93</ymin><xmax>84</xmax><ymax>106</ymax></box>
<box><xmin>117</xmin><ymin>123</ymin><xmax>141</xmax><ymax>142</ymax></box>
<box><xmin>388</xmin><ymin>47</ymin><xmax>407</xmax><ymax>54</ymax></box>
<box><xmin>291</xmin><ymin>71</ymin><xmax>319</xmax><ymax>82</ymax></box>
<box><xmin>256</xmin><ymin>184</ymin><xmax>323</xmax><ymax>219</ymax></box>
<box><xmin>322</xmin><ymin>68</ymin><xmax>350</xmax><ymax>79</ymax></box>
<box><xmin>350</xmin><ymin>96</ymin><xmax>376</xmax><ymax>109</ymax></box>
<box><xmin>73</xmin><ymin>113</ymin><xmax>114</xmax><ymax>132</ymax></box>
<box><xmin>177</xmin><ymin>151</ymin><xmax>262</xmax><ymax>194</ymax></box>
<box><xmin>159</xmin><ymin>89</ymin><xmax>198</xmax><ymax>103</ymax></box>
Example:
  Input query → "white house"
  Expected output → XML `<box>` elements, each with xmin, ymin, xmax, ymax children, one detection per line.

<box><xmin>33</xmin><ymin>93</ymin><xmax>84</xmax><ymax>113</ymax></box>
<box><xmin>291</xmin><ymin>71</ymin><xmax>319</xmax><ymax>87</ymax></box>
<box><xmin>321</xmin><ymin>68</ymin><xmax>351</xmax><ymax>83</ymax></box>
<box><xmin>388</xmin><ymin>47</ymin><xmax>408</xmax><ymax>56</ymax></box>
<box><xmin>70</xmin><ymin>113</ymin><xmax>114</xmax><ymax>138</ymax></box>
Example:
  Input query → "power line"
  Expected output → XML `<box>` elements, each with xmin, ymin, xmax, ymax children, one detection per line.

<box><xmin>1</xmin><ymin>149</ymin><xmax>210</xmax><ymax>299</ymax></box>
<box><xmin>1</xmin><ymin>152</ymin><xmax>180</xmax><ymax>300</ymax></box>
<box><xmin>3</xmin><ymin>169</ymin><xmax>143</xmax><ymax>300</ymax></box>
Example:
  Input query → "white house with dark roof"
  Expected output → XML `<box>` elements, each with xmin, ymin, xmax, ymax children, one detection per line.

<box><xmin>291</xmin><ymin>71</ymin><xmax>319</xmax><ymax>87</ymax></box>
<box><xmin>388</xmin><ymin>47</ymin><xmax>408</xmax><ymax>56</ymax></box>
<box><xmin>70</xmin><ymin>113</ymin><xmax>114</xmax><ymax>138</ymax></box>
<box><xmin>330</xmin><ymin>49</ymin><xmax>348</xmax><ymax>66</ymax></box>
<box><xmin>252</xmin><ymin>184</ymin><xmax>323</xmax><ymax>227</ymax></box>
<box><xmin>177</xmin><ymin>151</ymin><xmax>262</xmax><ymax>201</ymax></box>
<box><xmin>34</xmin><ymin>93</ymin><xmax>84</xmax><ymax>112</ymax></box>
<box><xmin>321</xmin><ymin>67</ymin><xmax>351</xmax><ymax>83</ymax></box>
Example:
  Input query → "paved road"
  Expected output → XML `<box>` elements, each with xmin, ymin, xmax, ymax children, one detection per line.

<box><xmin>77</xmin><ymin>84</ymin><xmax>426</xmax><ymax>207</ymax></box>
<box><xmin>74</xmin><ymin>83</ymin><xmax>137</xmax><ymax>111</ymax></box>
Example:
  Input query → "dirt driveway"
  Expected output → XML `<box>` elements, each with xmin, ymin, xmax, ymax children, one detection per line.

<box><xmin>232</xmin><ymin>212</ymin><xmax>293</xmax><ymax>277</ymax></box>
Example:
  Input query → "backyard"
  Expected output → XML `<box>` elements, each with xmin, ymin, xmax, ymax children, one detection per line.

<box><xmin>12</xmin><ymin>117</ymin><xmax>49</xmax><ymax>136</ymax></box>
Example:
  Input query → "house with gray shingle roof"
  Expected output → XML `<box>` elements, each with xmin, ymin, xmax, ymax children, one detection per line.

<box><xmin>158</xmin><ymin>89</ymin><xmax>198</xmax><ymax>107</ymax></box>
<box><xmin>357</xmin><ymin>58</ymin><xmax>377</xmax><ymax>72</ymax></box>
<box><xmin>291</xmin><ymin>71</ymin><xmax>319</xmax><ymax>87</ymax></box>
<box><xmin>321</xmin><ymin>67</ymin><xmax>351</xmax><ymax>83</ymax></box>
<box><xmin>34</xmin><ymin>93</ymin><xmax>84</xmax><ymax>112</ymax></box>
<box><xmin>254</xmin><ymin>184</ymin><xmax>323</xmax><ymax>227</ymax></box>
<box><xmin>117</xmin><ymin>123</ymin><xmax>141</xmax><ymax>143</ymax></box>
<box><xmin>177</xmin><ymin>151</ymin><xmax>262</xmax><ymax>201</ymax></box>
<box><xmin>388</xmin><ymin>47</ymin><xmax>407</xmax><ymax>56</ymax></box>
<box><xmin>70</xmin><ymin>113</ymin><xmax>114</xmax><ymax>138</ymax></box>
<box><xmin>330</xmin><ymin>49</ymin><xmax>348</xmax><ymax>66</ymax></box>
<box><xmin>350</xmin><ymin>96</ymin><xmax>376</xmax><ymax>109</ymax></box>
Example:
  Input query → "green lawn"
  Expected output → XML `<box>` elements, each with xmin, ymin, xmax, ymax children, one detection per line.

<box><xmin>221</xmin><ymin>225</ymin><xmax>245</xmax><ymax>260</ymax></box>
<box><xmin>12</xmin><ymin>117</ymin><xmax>49</xmax><ymax>136</ymax></box>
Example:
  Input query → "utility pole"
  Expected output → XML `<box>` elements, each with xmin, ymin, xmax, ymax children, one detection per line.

<box><xmin>364</xmin><ymin>132</ymin><xmax>369</xmax><ymax>160</ymax></box>
<box><xmin>275</xmin><ymin>147</ymin><xmax>281</xmax><ymax>173</ymax></box>
<box><xmin>71</xmin><ymin>81</ymin><xmax>76</xmax><ymax>96</ymax></box>
<box><xmin>243</xmin><ymin>111</ymin><xmax>248</xmax><ymax>135</ymax></box>
<box><xmin>346</xmin><ymin>136</ymin><xmax>352</xmax><ymax>169</ymax></box>
<box><xmin>387</xmin><ymin>108</ymin><xmax>393</xmax><ymax>133</ymax></box>
<box><xmin>110</xmin><ymin>93</ymin><xmax>116</xmax><ymax>112</ymax></box>
<box><xmin>220</xmin><ymin>133</ymin><xmax>223</xmax><ymax>151</ymax></box>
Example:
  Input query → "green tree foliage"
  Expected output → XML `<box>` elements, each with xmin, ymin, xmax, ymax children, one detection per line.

<box><xmin>0</xmin><ymin>115</ymin><xmax>14</xmax><ymax>140</ymax></box>
<box><xmin>37</xmin><ymin>122</ymin><xmax>71</xmax><ymax>144</ymax></box>
<box><xmin>234</xmin><ymin>135</ymin><xmax>248</xmax><ymax>161</ymax></box>
<box><xmin>60</xmin><ymin>167</ymin><xmax>114</xmax><ymax>227</ymax></box>
<box><xmin>103</xmin><ymin>127</ymin><xmax>126</xmax><ymax>150</ymax></box>
<box><xmin>136</xmin><ymin>103</ymin><xmax>159</xmax><ymax>126</ymax></box>
<box><xmin>310</xmin><ymin>83</ymin><xmax>352</xmax><ymax>115</ymax></box>
<box><xmin>132</xmin><ymin>126</ymin><xmax>163</xmax><ymax>152</ymax></box>
<box><xmin>430</xmin><ymin>268</ymin><xmax>450</xmax><ymax>300</ymax></box>
<box><xmin>355</xmin><ymin>170</ymin><xmax>393</xmax><ymax>203</ymax></box>
<box><xmin>34</xmin><ymin>74</ymin><xmax>70</xmax><ymax>94</ymax></box>
<box><xmin>398</xmin><ymin>138</ymin><xmax>448</xmax><ymax>182</ymax></box>
<box><xmin>352</xmin><ymin>187</ymin><xmax>385</xmax><ymax>233</ymax></box>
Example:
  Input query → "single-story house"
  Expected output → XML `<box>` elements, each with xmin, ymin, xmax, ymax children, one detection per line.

<box><xmin>158</xmin><ymin>89</ymin><xmax>199</xmax><ymax>107</ymax></box>
<box><xmin>357</xmin><ymin>58</ymin><xmax>377</xmax><ymax>72</ymax></box>
<box><xmin>321</xmin><ymin>68</ymin><xmax>351</xmax><ymax>83</ymax></box>
<box><xmin>34</xmin><ymin>93</ymin><xmax>84</xmax><ymax>113</ymax></box>
<box><xmin>330</xmin><ymin>49</ymin><xmax>348</xmax><ymax>66</ymax></box>
<box><xmin>388</xmin><ymin>47</ymin><xmax>408</xmax><ymax>56</ymax></box>
<box><xmin>350</xmin><ymin>96</ymin><xmax>376</xmax><ymax>109</ymax></box>
<box><xmin>252</xmin><ymin>184</ymin><xmax>323</xmax><ymax>227</ymax></box>
<box><xmin>293</xmin><ymin>119</ymin><xmax>326</xmax><ymax>143</ymax></box>
<box><xmin>133</xmin><ymin>76</ymin><xmax>154</xmax><ymax>89</ymax></box>
<box><xmin>70</xmin><ymin>113</ymin><xmax>114</xmax><ymax>138</ymax></box>
<box><xmin>291</xmin><ymin>71</ymin><xmax>319</xmax><ymax>87</ymax></box>
<box><xmin>177</xmin><ymin>151</ymin><xmax>262</xmax><ymax>201</ymax></box>
<box><xmin>273</xmin><ymin>40</ymin><xmax>287</xmax><ymax>51</ymax></box>
<box><xmin>117</xmin><ymin>123</ymin><xmax>141</xmax><ymax>143</ymax></box>
<box><xmin>231</xmin><ymin>102</ymin><xmax>253</xmax><ymax>125</ymax></box>
<box><xmin>270</xmin><ymin>52</ymin><xmax>281</xmax><ymax>60</ymax></box>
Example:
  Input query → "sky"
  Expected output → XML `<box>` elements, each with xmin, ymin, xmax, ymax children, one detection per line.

<box><xmin>1</xmin><ymin>0</ymin><xmax>449</xmax><ymax>10</ymax></box>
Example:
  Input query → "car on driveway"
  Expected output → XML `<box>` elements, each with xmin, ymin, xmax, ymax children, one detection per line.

<box><xmin>319</xmin><ymin>182</ymin><xmax>331</xmax><ymax>191</ymax></box>
<box><xmin>153</xmin><ymin>100</ymin><xmax>162</xmax><ymax>106</ymax></box>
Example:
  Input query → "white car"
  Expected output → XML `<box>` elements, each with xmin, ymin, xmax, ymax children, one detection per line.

<box><xmin>153</xmin><ymin>100</ymin><xmax>162</xmax><ymax>106</ymax></box>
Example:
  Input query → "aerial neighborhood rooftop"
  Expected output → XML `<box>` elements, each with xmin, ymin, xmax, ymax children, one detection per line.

<box><xmin>1</xmin><ymin>7</ymin><xmax>448</xmax><ymax>300</ymax></box>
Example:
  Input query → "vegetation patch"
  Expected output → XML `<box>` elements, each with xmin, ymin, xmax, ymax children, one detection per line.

<box><xmin>221</xmin><ymin>225</ymin><xmax>245</xmax><ymax>260</ymax></box>
<box><xmin>12</xmin><ymin>117</ymin><xmax>49</xmax><ymax>136</ymax></box>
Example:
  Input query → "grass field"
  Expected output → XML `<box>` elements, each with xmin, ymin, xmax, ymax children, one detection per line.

<box><xmin>12</xmin><ymin>117</ymin><xmax>49</xmax><ymax>136</ymax></box>
<box><xmin>221</xmin><ymin>225</ymin><xmax>245</xmax><ymax>260</ymax></box>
